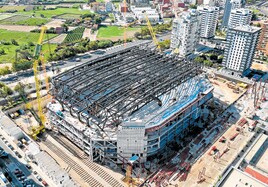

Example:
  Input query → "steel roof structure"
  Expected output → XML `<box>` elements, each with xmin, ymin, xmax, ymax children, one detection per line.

<box><xmin>51</xmin><ymin>45</ymin><xmax>201</xmax><ymax>131</ymax></box>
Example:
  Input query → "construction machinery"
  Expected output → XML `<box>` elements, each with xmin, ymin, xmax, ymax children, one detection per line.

<box><xmin>142</xmin><ymin>10</ymin><xmax>161</xmax><ymax>51</ymax></box>
<box><xmin>123</xmin><ymin>163</ymin><xmax>141</xmax><ymax>187</ymax></box>
<box><xmin>29</xmin><ymin>26</ymin><xmax>50</xmax><ymax>139</ymax></box>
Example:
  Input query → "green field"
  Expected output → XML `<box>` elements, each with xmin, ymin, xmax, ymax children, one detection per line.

<box><xmin>19</xmin><ymin>8</ymin><xmax>89</xmax><ymax>18</ymax></box>
<box><xmin>0</xmin><ymin>15</ymin><xmax>50</xmax><ymax>26</ymax></box>
<box><xmin>97</xmin><ymin>26</ymin><xmax>141</xmax><ymax>38</ymax></box>
<box><xmin>15</xmin><ymin>17</ymin><xmax>50</xmax><ymax>26</ymax></box>
<box><xmin>0</xmin><ymin>5</ymin><xmax>27</xmax><ymax>12</ymax></box>
<box><xmin>0</xmin><ymin>13</ymin><xmax>13</xmax><ymax>20</ymax></box>
<box><xmin>0</xmin><ymin>29</ymin><xmax>57</xmax><ymax>64</ymax></box>
<box><xmin>64</xmin><ymin>27</ymin><xmax>85</xmax><ymax>43</ymax></box>
<box><xmin>56</xmin><ymin>13</ymin><xmax>82</xmax><ymax>19</ymax></box>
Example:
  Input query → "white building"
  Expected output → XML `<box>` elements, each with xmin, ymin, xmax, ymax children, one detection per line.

<box><xmin>228</xmin><ymin>8</ymin><xmax>252</xmax><ymax>29</ymax></box>
<box><xmin>171</xmin><ymin>9</ymin><xmax>201</xmax><ymax>57</ymax></box>
<box><xmin>222</xmin><ymin>25</ymin><xmax>261</xmax><ymax>73</ymax></box>
<box><xmin>130</xmin><ymin>6</ymin><xmax>159</xmax><ymax>24</ymax></box>
<box><xmin>203</xmin><ymin>0</ymin><xmax>216</xmax><ymax>6</ymax></box>
<box><xmin>222</xmin><ymin>0</ymin><xmax>242</xmax><ymax>29</ymax></box>
<box><xmin>197</xmin><ymin>6</ymin><xmax>219</xmax><ymax>39</ymax></box>
<box><xmin>105</xmin><ymin>2</ymin><xmax>113</xmax><ymax>12</ymax></box>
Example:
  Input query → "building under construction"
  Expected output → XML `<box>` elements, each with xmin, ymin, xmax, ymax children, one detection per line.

<box><xmin>47</xmin><ymin>45</ymin><xmax>213</xmax><ymax>164</ymax></box>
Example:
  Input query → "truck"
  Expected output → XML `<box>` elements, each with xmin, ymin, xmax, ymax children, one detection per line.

<box><xmin>248</xmin><ymin>121</ymin><xmax>257</xmax><ymax>132</ymax></box>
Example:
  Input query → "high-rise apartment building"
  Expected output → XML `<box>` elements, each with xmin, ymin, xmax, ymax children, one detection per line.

<box><xmin>197</xmin><ymin>6</ymin><xmax>219</xmax><ymax>38</ymax></box>
<box><xmin>228</xmin><ymin>8</ymin><xmax>252</xmax><ymax>29</ymax></box>
<box><xmin>170</xmin><ymin>9</ymin><xmax>201</xmax><ymax>57</ymax></box>
<box><xmin>222</xmin><ymin>0</ymin><xmax>242</xmax><ymax>29</ymax></box>
<box><xmin>257</xmin><ymin>20</ymin><xmax>268</xmax><ymax>55</ymax></box>
<box><xmin>223</xmin><ymin>25</ymin><xmax>261</xmax><ymax>73</ymax></box>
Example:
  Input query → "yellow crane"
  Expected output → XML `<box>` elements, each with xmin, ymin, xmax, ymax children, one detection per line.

<box><xmin>30</xmin><ymin>26</ymin><xmax>49</xmax><ymax>139</ymax></box>
<box><xmin>142</xmin><ymin>10</ymin><xmax>161</xmax><ymax>51</ymax></box>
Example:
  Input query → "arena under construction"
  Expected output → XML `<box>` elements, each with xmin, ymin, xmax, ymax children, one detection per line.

<box><xmin>47</xmin><ymin>44</ymin><xmax>214</xmax><ymax>165</ymax></box>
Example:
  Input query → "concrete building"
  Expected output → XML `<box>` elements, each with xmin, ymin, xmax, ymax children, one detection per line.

<box><xmin>130</xmin><ymin>6</ymin><xmax>159</xmax><ymax>24</ymax></box>
<box><xmin>197</xmin><ymin>6</ymin><xmax>219</xmax><ymax>39</ymax></box>
<box><xmin>47</xmin><ymin>45</ymin><xmax>213</xmax><ymax>164</ymax></box>
<box><xmin>222</xmin><ymin>0</ymin><xmax>242</xmax><ymax>29</ymax></box>
<box><xmin>203</xmin><ymin>0</ymin><xmax>216</xmax><ymax>6</ymax></box>
<box><xmin>170</xmin><ymin>9</ymin><xmax>201</xmax><ymax>57</ymax></box>
<box><xmin>257</xmin><ymin>20</ymin><xmax>268</xmax><ymax>55</ymax></box>
<box><xmin>222</xmin><ymin>25</ymin><xmax>261</xmax><ymax>73</ymax></box>
<box><xmin>105</xmin><ymin>2</ymin><xmax>113</xmax><ymax>12</ymax></box>
<box><xmin>228</xmin><ymin>8</ymin><xmax>252</xmax><ymax>29</ymax></box>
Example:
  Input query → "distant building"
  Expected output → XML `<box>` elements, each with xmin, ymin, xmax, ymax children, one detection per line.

<box><xmin>131</xmin><ymin>6</ymin><xmax>159</xmax><ymax>24</ymax></box>
<box><xmin>171</xmin><ymin>9</ymin><xmax>201</xmax><ymax>57</ymax></box>
<box><xmin>130</xmin><ymin>0</ymin><xmax>149</xmax><ymax>5</ymax></box>
<box><xmin>222</xmin><ymin>0</ymin><xmax>242</xmax><ymax>29</ymax></box>
<box><xmin>223</xmin><ymin>25</ymin><xmax>261</xmax><ymax>73</ymax></box>
<box><xmin>203</xmin><ymin>0</ymin><xmax>216</xmax><ymax>6</ymax></box>
<box><xmin>105</xmin><ymin>2</ymin><xmax>113</xmax><ymax>12</ymax></box>
<box><xmin>119</xmin><ymin>3</ymin><xmax>129</xmax><ymax>13</ymax></box>
<box><xmin>197</xmin><ymin>6</ymin><xmax>219</xmax><ymax>39</ymax></box>
<box><xmin>91</xmin><ymin>2</ymin><xmax>100</xmax><ymax>13</ymax></box>
<box><xmin>257</xmin><ymin>20</ymin><xmax>268</xmax><ymax>56</ymax></box>
<box><xmin>228</xmin><ymin>8</ymin><xmax>252</xmax><ymax>29</ymax></box>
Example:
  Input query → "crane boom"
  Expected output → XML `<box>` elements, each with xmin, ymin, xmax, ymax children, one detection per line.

<box><xmin>33</xmin><ymin>26</ymin><xmax>47</xmax><ymax>125</ymax></box>
<box><xmin>143</xmin><ymin>11</ymin><xmax>160</xmax><ymax>51</ymax></box>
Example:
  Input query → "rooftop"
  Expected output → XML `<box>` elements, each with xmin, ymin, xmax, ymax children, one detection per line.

<box><xmin>50</xmin><ymin>45</ymin><xmax>202</xmax><ymax>132</ymax></box>
<box><xmin>231</xmin><ymin>25</ymin><xmax>261</xmax><ymax>33</ymax></box>
<box><xmin>218</xmin><ymin>167</ymin><xmax>267</xmax><ymax>187</ymax></box>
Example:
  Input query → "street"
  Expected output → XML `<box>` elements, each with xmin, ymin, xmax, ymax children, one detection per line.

<box><xmin>0</xmin><ymin>136</ymin><xmax>42</xmax><ymax>187</ymax></box>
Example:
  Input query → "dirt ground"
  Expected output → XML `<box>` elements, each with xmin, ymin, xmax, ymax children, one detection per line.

<box><xmin>209</xmin><ymin>77</ymin><xmax>245</xmax><ymax>105</ymax></box>
<box><xmin>0</xmin><ymin>24</ymin><xmax>38</xmax><ymax>32</ymax></box>
<box><xmin>0</xmin><ymin>63</ymin><xmax>12</xmax><ymax>68</ymax></box>
<box><xmin>82</xmin><ymin>28</ymin><xmax>91</xmax><ymax>38</ymax></box>
<box><xmin>49</xmin><ymin>34</ymin><xmax>66</xmax><ymax>44</ymax></box>
<box><xmin>45</xmin><ymin>19</ymin><xmax>65</xmax><ymax>28</ymax></box>
<box><xmin>172</xmin><ymin>118</ymin><xmax>255</xmax><ymax>187</ymax></box>
<box><xmin>251</xmin><ymin>62</ymin><xmax>268</xmax><ymax>71</ymax></box>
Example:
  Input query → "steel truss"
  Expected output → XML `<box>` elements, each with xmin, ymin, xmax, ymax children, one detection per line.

<box><xmin>51</xmin><ymin>46</ymin><xmax>201</xmax><ymax>131</ymax></box>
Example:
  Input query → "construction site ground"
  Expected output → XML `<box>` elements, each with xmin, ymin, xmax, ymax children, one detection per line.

<box><xmin>209</xmin><ymin>77</ymin><xmax>245</xmax><ymax>105</ymax></box>
<box><xmin>38</xmin><ymin>133</ymin><xmax>126</xmax><ymax>187</ymax></box>
<box><xmin>13</xmin><ymin>110</ymin><xmax>39</xmax><ymax>135</ymax></box>
<box><xmin>171</xmin><ymin>120</ymin><xmax>255</xmax><ymax>187</ymax></box>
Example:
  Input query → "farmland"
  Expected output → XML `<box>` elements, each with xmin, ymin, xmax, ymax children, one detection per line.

<box><xmin>64</xmin><ymin>27</ymin><xmax>85</xmax><ymax>43</ymax></box>
<box><xmin>0</xmin><ymin>5</ymin><xmax>27</xmax><ymax>12</ymax></box>
<box><xmin>55</xmin><ymin>13</ymin><xmax>82</xmax><ymax>19</ymax></box>
<box><xmin>0</xmin><ymin>29</ymin><xmax>57</xmax><ymax>63</ymax></box>
<box><xmin>0</xmin><ymin>13</ymin><xmax>13</xmax><ymax>20</ymax></box>
<box><xmin>0</xmin><ymin>15</ymin><xmax>49</xmax><ymax>26</ymax></box>
<box><xmin>18</xmin><ymin>8</ymin><xmax>89</xmax><ymax>18</ymax></box>
<box><xmin>97</xmin><ymin>26</ymin><xmax>141</xmax><ymax>39</ymax></box>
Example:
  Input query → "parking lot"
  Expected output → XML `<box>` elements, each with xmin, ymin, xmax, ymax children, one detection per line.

<box><xmin>0</xmin><ymin>134</ymin><xmax>46</xmax><ymax>187</ymax></box>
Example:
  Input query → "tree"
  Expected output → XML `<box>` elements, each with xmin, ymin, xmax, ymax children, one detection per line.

<box><xmin>0</xmin><ymin>49</ymin><xmax>5</xmax><ymax>55</ymax></box>
<box><xmin>0</xmin><ymin>82</ymin><xmax>13</xmax><ymax>97</ymax></box>
<box><xmin>14</xmin><ymin>82</ymin><xmax>25</xmax><ymax>94</ymax></box>
<box><xmin>11</xmin><ymin>39</ymin><xmax>19</xmax><ymax>46</ymax></box>
<box><xmin>204</xmin><ymin>60</ymin><xmax>213</xmax><ymax>67</ymax></box>
<box><xmin>209</xmin><ymin>54</ymin><xmax>218</xmax><ymax>61</ymax></box>
<box><xmin>189</xmin><ymin>4</ymin><xmax>197</xmax><ymax>9</ymax></box>
<box><xmin>0</xmin><ymin>66</ymin><xmax>11</xmax><ymax>76</ymax></box>
<box><xmin>194</xmin><ymin>57</ymin><xmax>204</xmax><ymax>64</ymax></box>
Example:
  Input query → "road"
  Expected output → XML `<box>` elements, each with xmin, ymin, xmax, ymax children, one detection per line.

<box><xmin>0</xmin><ymin>138</ymin><xmax>42</xmax><ymax>187</ymax></box>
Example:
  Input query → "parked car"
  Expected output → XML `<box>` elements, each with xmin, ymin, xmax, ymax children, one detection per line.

<box><xmin>8</xmin><ymin>144</ymin><xmax>14</xmax><ymax>150</ymax></box>
<box><xmin>42</xmin><ymin>180</ymin><xmax>48</xmax><ymax>186</ymax></box>
<box><xmin>26</xmin><ymin>164</ymin><xmax>32</xmax><ymax>170</ymax></box>
<box><xmin>33</xmin><ymin>171</ymin><xmax>37</xmax><ymax>175</ymax></box>
<box><xmin>36</xmin><ymin>175</ymin><xmax>42</xmax><ymax>181</ymax></box>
